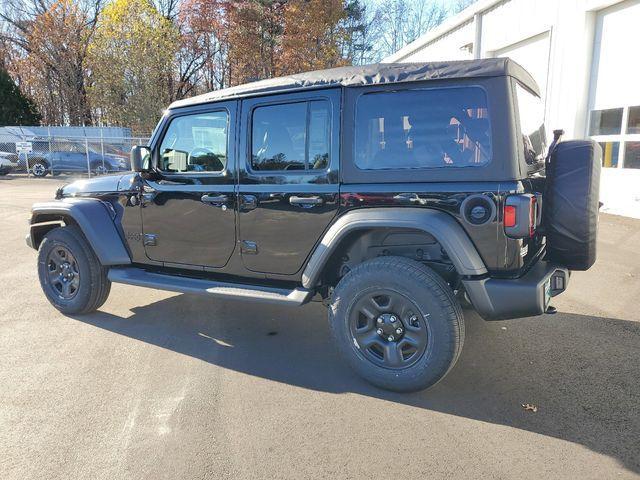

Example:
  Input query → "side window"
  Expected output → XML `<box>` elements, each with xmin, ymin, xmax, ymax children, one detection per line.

<box><xmin>354</xmin><ymin>87</ymin><xmax>492</xmax><ymax>170</ymax></box>
<box><xmin>58</xmin><ymin>142</ymin><xmax>73</xmax><ymax>152</ymax></box>
<box><xmin>158</xmin><ymin>111</ymin><xmax>228</xmax><ymax>173</ymax></box>
<box><xmin>516</xmin><ymin>83</ymin><xmax>547</xmax><ymax>166</ymax></box>
<box><xmin>251</xmin><ymin>100</ymin><xmax>330</xmax><ymax>171</ymax></box>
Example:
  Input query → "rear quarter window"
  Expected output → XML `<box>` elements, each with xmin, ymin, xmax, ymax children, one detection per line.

<box><xmin>354</xmin><ymin>87</ymin><xmax>492</xmax><ymax>170</ymax></box>
<box><xmin>515</xmin><ymin>83</ymin><xmax>547</xmax><ymax>168</ymax></box>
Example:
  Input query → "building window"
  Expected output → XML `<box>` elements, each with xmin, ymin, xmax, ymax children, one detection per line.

<box><xmin>599</xmin><ymin>141</ymin><xmax>619</xmax><ymax>168</ymax></box>
<box><xmin>589</xmin><ymin>108</ymin><xmax>623</xmax><ymax>136</ymax></box>
<box><xmin>589</xmin><ymin>105</ymin><xmax>640</xmax><ymax>169</ymax></box>
<box><xmin>624</xmin><ymin>142</ymin><xmax>640</xmax><ymax>169</ymax></box>
<box><xmin>627</xmin><ymin>106</ymin><xmax>640</xmax><ymax>134</ymax></box>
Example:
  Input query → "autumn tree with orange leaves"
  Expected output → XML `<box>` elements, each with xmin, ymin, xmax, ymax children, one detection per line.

<box><xmin>0</xmin><ymin>0</ymin><xmax>455</xmax><ymax>130</ymax></box>
<box><xmin>280</xmin><ymin>0</ymin><xmax>348</xmax><ymax>74</ymax></box>
<box><xmin>1</xmin><ymin>0</ymin><xmax>99</xmax><ymax>125</ymax></box>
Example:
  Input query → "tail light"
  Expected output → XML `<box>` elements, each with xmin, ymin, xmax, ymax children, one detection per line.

<box><xmin>504</xmin><ymin>194</ymin><xmax>538</xmax><ymax>238</ymax></box>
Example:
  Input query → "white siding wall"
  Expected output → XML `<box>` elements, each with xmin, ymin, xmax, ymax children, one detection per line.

<box><xmin>399</xmin><ymin>20</ymin><xmax>475</xmax><ymax>62</ymax></box>
<box><xmin>392</xmin><ymin>0</ymin><xmax>601</xmax><ymax>139</ymax></box>
<box><xmin>387</xmin><ymin>0</ymin><xmax>640</xmax><ymax>218</ymax></box>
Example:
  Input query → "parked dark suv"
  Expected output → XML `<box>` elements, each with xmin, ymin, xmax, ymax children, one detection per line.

<box><xmin>26</xmin><ymin>60</ymin><xmax>600</xmax><ymax>392</ymax></box>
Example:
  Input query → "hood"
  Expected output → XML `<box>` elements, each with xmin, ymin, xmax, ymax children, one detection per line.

<box><xmin>58</xmin><ymin>173</ymin><xmax>137</xmax><ymax>197</ymax></box>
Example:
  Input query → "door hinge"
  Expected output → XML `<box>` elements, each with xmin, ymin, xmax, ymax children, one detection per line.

<box><xmin>241</xmin><ymin>240</ymin><xmax>258</xmax><ymax>254</ymax></box>
<box><xmin>143</xmin><ymin>234</ymin><xmax>158</xmax><ymax>246</ymax></box>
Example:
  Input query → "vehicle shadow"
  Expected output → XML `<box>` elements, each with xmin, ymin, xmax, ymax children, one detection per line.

<box><xmin>75</xmin><ymin>293</ymin><xmax>640</xmax><ymax>473</ymax></box>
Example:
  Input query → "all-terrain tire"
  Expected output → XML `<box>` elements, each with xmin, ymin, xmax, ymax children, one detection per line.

<box><xmin>37</xmin><ymin>225</ymin><xmax>111</xmax><ymax>314</ymax></box>
<box><xmin>328</xmin><ymin>256</ymin><xmax>464</xmax><ymax>392</ymax></box>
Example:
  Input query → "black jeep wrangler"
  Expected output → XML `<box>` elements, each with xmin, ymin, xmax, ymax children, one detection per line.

<box><xmin>27</xmin><ymin>59</ymin><xmax>600</xmax><ymax>392</ymax></box>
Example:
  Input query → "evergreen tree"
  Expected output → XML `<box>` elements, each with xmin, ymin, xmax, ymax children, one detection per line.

<box><xmin>0</xmin><ymin>68</ymin><xmax>41</xmax><ymax>126</ymax></box>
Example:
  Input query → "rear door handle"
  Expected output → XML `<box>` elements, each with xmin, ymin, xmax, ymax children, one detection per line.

<box><xmin>289</xmin><ymin>195</ymin><xmax>323</xmax><ymax>206</ymax></box>
<box><xmin>201</xmin><ymin>194</ymin><xmax>228</xmax><ymax>204</ymax></box>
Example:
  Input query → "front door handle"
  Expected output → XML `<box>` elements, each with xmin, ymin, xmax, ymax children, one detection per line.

<box><xmin>201</xmin><ymin>194</ymin><xmax>228</xmax><ymax>204</ymax></box>
<box><xmin>289</xmin><ymin>195</ymin><xmax>323</xmax><ymax>206</ymax></box>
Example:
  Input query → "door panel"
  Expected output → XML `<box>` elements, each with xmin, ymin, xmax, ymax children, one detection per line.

<box><xmin>69</xmin><ymin>152</ymin><xmax>85</xmax><ymax>171</ymax></box>
<box><xmin>238</xmin><ymin>89</ymin><xmax>341</xmax><ymax>275</ymax></box>
<box><xmin>140</xmin><ymin>102</ymin><xmax>237</xmax><ymax>269</ymax></box>
<box><xmin>140</xmin><ymin>180</ymin><xmax>236</xmax><ymax>268</ymax></box>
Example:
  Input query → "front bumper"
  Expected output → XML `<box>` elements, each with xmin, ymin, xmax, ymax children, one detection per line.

<box><xmin>462</xmin><ymin>261</ymin><xmax>569</xmax><ymax>320</ymax></box>
<box><xmin>25</xmin><ymin>232</ymin><xmax>34</xmax><ymax>249</ymax></box>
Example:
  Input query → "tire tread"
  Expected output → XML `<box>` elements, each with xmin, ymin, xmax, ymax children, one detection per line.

<box><xmin>38</xmin><ymin>225</ymin><xmax>111</xmax><ymax>314</ymax></box>
<box><xmin>328</xmin><ymin>256</ymin><xmax>464</xmax><ymax>392</ymax></box>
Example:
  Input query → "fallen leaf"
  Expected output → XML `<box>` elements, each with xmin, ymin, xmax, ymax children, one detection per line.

<box><xmin>522</xmin><ymin>403</ymin><xmax>538</xmax><ymax>413</ymax></box>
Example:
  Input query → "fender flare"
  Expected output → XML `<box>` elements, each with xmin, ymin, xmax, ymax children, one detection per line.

<box><xmin>302</xmin><ymin>208</ymin><xmax>488</xmax><ymax>288</ymax></box>
<box><xmin>28</xmin><ymin>198</ymin><xmax>131</xmax><ymax>266</ymax></box>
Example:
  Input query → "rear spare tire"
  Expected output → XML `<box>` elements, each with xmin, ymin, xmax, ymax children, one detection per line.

<box><xmin>544</xmin><ymin>140</ymin><xmax>601</xmax><ymax>271</ymax></box>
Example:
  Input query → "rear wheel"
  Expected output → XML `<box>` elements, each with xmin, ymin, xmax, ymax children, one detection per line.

<box><xmin>31</xmin><ymin>160</ymin><xmax>49</xmax><ymax>177</ymax></box>
<box><xmin>37</xmin><ymin>225</ymin><xmax>111</xmax><ymax>314</ymax></box>
<box><xmin>328</xmin><ymin>256</ymin><xmax>464</xmax><ymax>392</ymax></box>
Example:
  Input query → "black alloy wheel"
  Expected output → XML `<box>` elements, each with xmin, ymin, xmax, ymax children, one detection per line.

<box><xmin>328</xmin><ymin>256</ymin><xmax>464</xmax><ymax>392</ymax></box>
<box><xmin>349</xmin><ymin>289</ymin><xmax>429</xmax><ymax>369</ymax></box>
<box><xmin>37</xmin><ymin>225</ymin><xmax>111</xmax><ymax>314</ymax></box>
<box><xmin>45</xmin><ymin>245</ymin><xmax>81</xmax><ymax>300</ymax></box>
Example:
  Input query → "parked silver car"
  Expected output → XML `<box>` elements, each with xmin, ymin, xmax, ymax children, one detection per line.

<box><xmin>0</xmin><ymin>152</ymin><xmax>15</xmax><ymax>175</ymax></box>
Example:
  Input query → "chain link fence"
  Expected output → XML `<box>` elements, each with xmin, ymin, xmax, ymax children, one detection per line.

<box><xmin>0</xmin><ymin>134</ymin><xmax>150</xmax><ymax>178</ymax></box>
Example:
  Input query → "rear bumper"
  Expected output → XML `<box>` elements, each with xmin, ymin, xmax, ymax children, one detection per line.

<box><xmin>462</xmin><ymin>261</ymin><xmax>569</xmax><ymax>320</ymax></box>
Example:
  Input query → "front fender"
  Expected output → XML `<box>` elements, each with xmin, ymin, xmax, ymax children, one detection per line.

<box><xmin>302</xmin><ymin>207</ymin><xmax>488</xmax><ymax>288</ymax></box>
<box><xmin>27</xmin><ymin>198</ymin><xmax>131</xmax><ymax>266</ymax></box>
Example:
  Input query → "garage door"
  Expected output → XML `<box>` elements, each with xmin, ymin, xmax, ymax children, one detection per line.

<box><xmin>493</xmin><ymin>31</ymin><xmax>551</xmax><ymax>101</ymax></box>
<box><xmin>588</xmin><ymin>0</ymin><xmax>640</xmax><ymax>169</ymax></box>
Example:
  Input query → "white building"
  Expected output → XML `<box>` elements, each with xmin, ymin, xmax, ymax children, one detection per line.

<box><xmin>385</xmin><ymin>0</ymin><xmax>640</xmax><ymax>218</ymax></box>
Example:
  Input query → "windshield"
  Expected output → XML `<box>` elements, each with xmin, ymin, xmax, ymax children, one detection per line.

<box><xmin>516</xmin><ymin>83</ymin><xmax>546</xmax><ymax>169</ymax></box>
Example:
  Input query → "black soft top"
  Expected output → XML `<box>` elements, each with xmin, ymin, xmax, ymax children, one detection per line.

<box><xmin>169</xmin><ymin>58</ymin><xmax>539</xmax><ymax>109</ymax></box>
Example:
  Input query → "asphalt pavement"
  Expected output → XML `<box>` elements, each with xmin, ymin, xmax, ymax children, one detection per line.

<box><xmin>1</xmin><ymin>175</ymin><xmax>639</xmax><ymax>479</ymax></box>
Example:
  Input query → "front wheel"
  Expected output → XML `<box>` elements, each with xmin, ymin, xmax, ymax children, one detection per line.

<box><xmin>328</xmin><ymin>256</ymin><xmax>464</xmax><ymax>392</ymax></box>
<box><xmin>92</xmin><ymin>163</ymin><xmax>109</xmax><ymax>176</ymax></box>
<box><xmin>37</xmin><ymin>225</ymin><xmax>111</xmax><ymax>314</ymax></box>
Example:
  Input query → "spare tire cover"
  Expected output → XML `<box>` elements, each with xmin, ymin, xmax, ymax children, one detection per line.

<box><xmin>544</xmin><ymin>140</ymin><xmax>601</xmax><ymax>271</ymax></box>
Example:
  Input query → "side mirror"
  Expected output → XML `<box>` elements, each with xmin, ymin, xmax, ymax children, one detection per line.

<box><xmin>130</xmin><ymin>146</ymin><xmax>150</xmax><ymax>172</ymax></box>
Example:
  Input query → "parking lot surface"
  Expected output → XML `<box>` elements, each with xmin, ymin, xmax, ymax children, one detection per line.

<box><xmin>1</xmin><ymin>175</ymin><xmax>639</xmax><ymax>479</ymax></box>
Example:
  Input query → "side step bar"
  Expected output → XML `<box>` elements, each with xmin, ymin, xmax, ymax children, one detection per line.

<box><xmin>108</xmin><ymin>267</ymin><xmax>313</xmax><ymax>306</ymax></box>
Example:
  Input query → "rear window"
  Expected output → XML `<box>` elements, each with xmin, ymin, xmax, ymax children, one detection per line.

<box><xmin>516</xmin><ymin>83</ymin><xmax>546</xmax><ymax>167</ymax></box>
<box><xmin>354</xmin><ymin>87</ymin><xmax>492</xmax><ymax>170</ymax></box>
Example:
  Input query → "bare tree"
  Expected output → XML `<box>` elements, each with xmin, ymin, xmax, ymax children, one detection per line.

<box><xmin>340</xmin><ymin>0</ymin><xmax>383</xmax><ymax>65</ymax></box>
<box><xmin>452</xmin><ymin>0</ymin><xmax>479</xmax><ymax>14</ymax></box>
<box><xmin>0</xmin><ymin>0</ymin><xmax>103</xmax><ymax>125</ymax></box>
<box><xmin>373</xmin><ymin>0</ymin><xmax>448</xmax><ymax>61</ymax></box>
